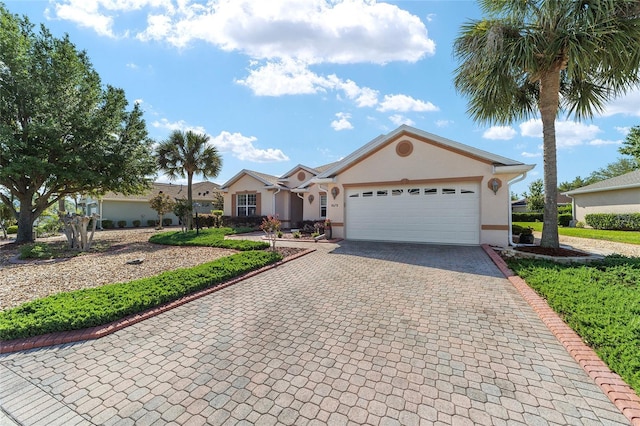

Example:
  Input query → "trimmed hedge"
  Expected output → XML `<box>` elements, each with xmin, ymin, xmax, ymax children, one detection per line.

<box><xmin>512</xmin><ymin>212</ymin><xmax>543</xmax><ymax>222</ymax></box>
<box><xmin>0</xmin><ymin>250</ymin><xmax>281</xmax><ymax>341</ymax></box>
<box><xmin>102</xmin><ymin>219</ymin><xmax>114</xmax><ymax>229</ymax></box>
<box><xmin>221</xmin><ymin>215</ymin><xmax>266</xmax><ymax>229</ymax></box>
<box><xmin>5</xmin><ymin>225</ymin><xmax>17</xmax><ymax>234</ymax></box>
<box><xmin>512</xmin><ymin>213</ymin><xmax>574</xmax><ymax>227</ymax></box>
<box><xmin>585</xmin><ymin>213</ymin><xmax>640</xmax><ymax>231</ymax></box>
<box><xmin>149</xmin><ymin>227</ymin><xmax>269</xmax><ymax>251</ymax></box>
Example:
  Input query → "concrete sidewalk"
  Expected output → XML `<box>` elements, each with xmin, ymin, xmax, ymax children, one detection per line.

<box><xmin>0</xmin><ymin>241</ymin><xmax>631</xmax><ymax>425</ymax></box>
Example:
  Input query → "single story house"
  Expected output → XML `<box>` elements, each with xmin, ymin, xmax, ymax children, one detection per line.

<box><xmin>81</xmin><ymin>181</ymin><xmax>221</xmax><ymax>227</ymax></box>
<box><xmin>564</xmin><ymin>170</ymin><xmax>640</xmax><ymax>223</ymax></box>
<box><xmin>221</xmin><ymin>125</ymin><xmax>534</xmax><ymax>246</ymax></box>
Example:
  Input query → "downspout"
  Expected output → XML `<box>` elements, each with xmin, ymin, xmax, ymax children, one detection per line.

<box><xmin>507</xmin><ymin>172</ymin><xmax>528</xmax><ymax>246</ymax></box>
<box><xmin>272</xmin><ymin>187</ymin><xmax>281</xmax><ymax>216</ymax></box>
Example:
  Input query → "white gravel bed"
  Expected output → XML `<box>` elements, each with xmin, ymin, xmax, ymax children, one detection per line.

<box><xmin>0</xmin><ymin>228</ymin><xmax>237</xmax><ymax>311</ymax></box>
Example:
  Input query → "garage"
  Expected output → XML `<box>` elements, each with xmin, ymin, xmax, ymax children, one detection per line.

<box><xmin>345</xmin><ymin>182</ymin><xmax>480</xmax><ymax>244</ymax></box>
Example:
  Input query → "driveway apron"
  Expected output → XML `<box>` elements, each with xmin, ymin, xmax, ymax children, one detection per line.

<box><xmin>0</xmin><ymin>242</ymin><xmax>630</xmax><ymax>425</ymax></box>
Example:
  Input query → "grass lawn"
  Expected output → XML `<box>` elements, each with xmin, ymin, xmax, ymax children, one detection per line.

<box><xmin>514</xmin><ymin>222</ymin><xmax>640</xmax><ymax>245</ymax></box>
<box><xmin>0</xmin><ymin>227</ymin><xmax>276</xmax><ymax>340</ymax></box>
<box><xmin>508</xmin><ymin>256</ymin><xmax>640</xmax><ymax>394</ymax></box>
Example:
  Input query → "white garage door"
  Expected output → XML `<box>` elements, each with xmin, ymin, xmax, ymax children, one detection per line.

<box><xmin>345</xmin><ymin>183</ymin><xmax>480</xmax><ymax>244</ymax></box>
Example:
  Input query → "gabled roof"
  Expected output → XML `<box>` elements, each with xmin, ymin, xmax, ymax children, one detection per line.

<box><xmin>316</xmin><ymin>125</ymin><xmax>529</xmax><ymax>179</ymax></box>
<box><xmin>102</xmin><ymin>181</ymin><xmax>220</xmax><ymax>201</ymax></box>
<box><xmin>279</xmin><ymin>164</ymin><xmax>323</xmax><ymax>180</ymax></box>
<box><xmin>220</xmin><ymin>169</ymin><xmax>284</xmax><ymax>190</ymax></box>
<box><xmin>565</xmin><ymin>169</ymin><xmax>640</xmax><ymax>196</ymax></box>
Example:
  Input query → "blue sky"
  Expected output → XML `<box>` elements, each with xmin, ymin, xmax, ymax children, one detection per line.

<box><xmin>6</xmin><ymin>0</ymin><xmax>640</xmax><ymax>196</ymax></box>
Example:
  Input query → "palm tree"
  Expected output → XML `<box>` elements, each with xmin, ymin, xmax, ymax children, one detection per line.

<box><xmin>454</xmin><ymin>0</ymin><xmax>640</xmax><ymax>248</ymax></box>
<box><xmin>156</xmin><ymin>130</ymin><xmax>222</xmax><ymax>230</ymax></box>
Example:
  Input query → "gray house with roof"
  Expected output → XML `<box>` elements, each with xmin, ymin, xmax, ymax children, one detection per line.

<box><xmin>565</xmin><ymin>170</ymin><xmax>640</xmax><ymax>224</ymax></box>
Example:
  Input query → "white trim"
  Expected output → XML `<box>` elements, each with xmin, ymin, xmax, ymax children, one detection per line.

<box><xmin>565</xmin><ymin>183</ymin><xmax>640</xmax><ymax>196</ymax></box>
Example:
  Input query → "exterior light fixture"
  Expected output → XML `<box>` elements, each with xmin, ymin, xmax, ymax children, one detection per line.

<box><xmin>308</xmin><ymin>194</ymin><xmax>314</xmax><ymax>204</ymax></box>
<box><xmin>331</xmin><ymin>187</ymin><xmax>340</xmax><ymax>199</ymax></box>
<box><xmin>488</xmin><ymin>178</ymin><xmax>502</xmax><ymax>195</ymax></box>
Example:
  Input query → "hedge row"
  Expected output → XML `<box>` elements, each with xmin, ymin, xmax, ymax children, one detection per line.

<box><xmin>0</xmin><ymin>250</ymin><xmax>281</xmax><ymax>341</ymax></box>
<box><xmin>512</xmin><ymin>213</ymin><xmax>573</xmax><ymax>227</ymax></box>
<box><xmin>585</xmin><ymin>213</ymin><xmax>640</xmax><ymax>231</ymax></box>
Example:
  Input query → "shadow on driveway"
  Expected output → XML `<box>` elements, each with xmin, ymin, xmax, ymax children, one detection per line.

<box><xmin>329</xmin><ymin>240</ymin><xmax>505</xmax><ymax>278</ymax></box>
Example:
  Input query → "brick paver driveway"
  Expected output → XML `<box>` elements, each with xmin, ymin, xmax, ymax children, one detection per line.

<box><xmin>0</xmin><ymin>242</ymin><xmax>630</xmax><ymax>425</ymax></box>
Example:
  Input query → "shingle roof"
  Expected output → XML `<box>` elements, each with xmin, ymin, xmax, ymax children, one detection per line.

<box><xmin>102</xmin><ymin>181</ymin><xmax>220</xmax><ymax>201</ymax></box>
<box><xmin>565</xmin><ymin>170</ymin><xmax>640</xmax><ymax>195</ymax></box>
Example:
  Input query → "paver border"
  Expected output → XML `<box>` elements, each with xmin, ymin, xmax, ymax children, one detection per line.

<box><xmin>0</xmin><ymin>248</ymin><xmax>315</xmax><ymax>355</ymax></box>
<box><xmin>482</xmin><ymin>244</ymin><xmax>640</xmax><ymax>426</ymax></box>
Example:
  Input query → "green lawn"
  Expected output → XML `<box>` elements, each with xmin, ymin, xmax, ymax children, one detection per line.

<box><xmin>514</xmin><ymin>222</ymin><xmax>640</xmax><ymax>245</ymax></box>
<box><xmin>508</xmin><ymin>256</ymin><xmax>640</xmax><ymax>395</ymax></box>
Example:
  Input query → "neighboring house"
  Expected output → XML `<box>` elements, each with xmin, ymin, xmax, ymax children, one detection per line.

<box><xmin>220</xmin><ymin>163</ymin><xmax>338</xmax><ymax>229</ymax></box>
<box><xmin>222</xmin><ymin>125</ymin><xmax>534</xmax><ymax>246</ymax></box>
<box><xmin>564</xmin><ymin>170</ymin><xmax>640</xmax><ymax>223</ymax></box>
<box><xmin>81</xmin><ymin>181</ymin><xmax>221</xmax><ymax>227</ymax></box>
<box><xmin>511</xmin><ymin>194</ymin><xmax>572</xmax><ymax>213</ymax></box>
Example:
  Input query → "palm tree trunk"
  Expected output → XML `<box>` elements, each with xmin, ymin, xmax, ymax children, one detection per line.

<box><xmin>539</xmin><ymin>71</ymin><xmax>561</xmax><ymax>248</ymax></box>
<box><xmin>187</xmin><ymin>172</ymin><xmax>193</xmax><ymax>230</ymax></box>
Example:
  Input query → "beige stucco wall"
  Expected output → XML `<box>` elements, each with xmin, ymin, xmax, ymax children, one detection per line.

<box><xmin>572</xmin><ymin>188</ymin><xmax>640</xmax><ymax>223</ymax></box>
<box><xmin>101</xmin><ymin>200</ymin><xmax>180</xmax><ymax>227</ymax></box>
<box><xmin>322</xmin><ymin>135</ymin><xmax>521</xmax><ymax>246</ymax></box>
<box><xmin>222</xmin><ymin>174</ymin><xmax>278</xmax><ymax>218</ymax></box>
<box><xmin>301</xmin><ymin>185</ymin><xmax>327</xmax><ymax>222</ymax></box>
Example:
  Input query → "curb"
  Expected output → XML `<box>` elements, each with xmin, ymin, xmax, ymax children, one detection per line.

<box><xmin>482</xmin><ymin>244</ymin><xmax>640</xmax><ymax>426</ymax></box>
<box><xmin>0</xmin><ymin>248</ymin><xmax>316</xmax><ymax>354</ymax></box>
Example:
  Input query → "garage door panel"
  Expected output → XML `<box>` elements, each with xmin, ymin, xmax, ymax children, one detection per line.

<box><xmin>346</xmin><ymin>183</ymin><xmax>480</xmax><ymax>244</ymax></box>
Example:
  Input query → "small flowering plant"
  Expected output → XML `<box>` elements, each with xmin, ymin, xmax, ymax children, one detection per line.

<box><xmin>324</xmin><ymin>219</ymin><xmax>332</xmax><ymax>228</ymax></box>
<box><xmin>260</xmin><ymin>215</ymin><xmax>281</xmax><ymax>251</ymax></box>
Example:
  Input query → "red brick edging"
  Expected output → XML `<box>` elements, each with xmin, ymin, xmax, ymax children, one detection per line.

<box><xmin>482</xmin><ymin>244</ymin><xmax>640</xmax><ymax>426</ymax></box>
<box><xmin>0</xmin><ymin>248</ymin><xmax>316</xmax><ymax>355</ymax></box>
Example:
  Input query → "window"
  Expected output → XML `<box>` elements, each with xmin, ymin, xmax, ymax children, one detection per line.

<box><xmin>392</xmin><ymin>189</ymin><xmax>404</xmax><ymax>196</ymax></box>
<box><xmin>377</xmin><ymin>190</ymin><xmax>388</xmax><ymax>197</ymax></box>
<box><xmin>237</xmin><ymin>193</ymin><xmax>257</xmax><ymax>216</ymax></box>
<box><xmin>424</xmin><ymin>188</ymin><xmax>437</xmax><ymax>195</ymax></box>
<box><xmin>349</xmin><ymin>193</ymin><xmax>360</xmax><ymax>198</ymax></box>
<box><xmin>461</xmin><ymin>188</ymin><xmax>475</xmax><ymax>194</ymax></box>
<box><xmin>362</xmin><ymin>191</ymin><xmax>373</xmax><ymax>197</ymax></box>
<box><xmin>320</xmin><ymin>194</ymin><xmax>327</xmax><ymax>217</ymax></box>
<box><xmin>408</xmin><ymin>188</ymin><xmax>420</xmax><ymax>195</ymax></box>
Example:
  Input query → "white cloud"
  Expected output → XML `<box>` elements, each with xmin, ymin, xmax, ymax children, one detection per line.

<box><xmin>519</xmin><ymin>119</ymin><xmax>601</xmax><ymax>148</ymax></box>
<box><xmin>389</xmin><ymin>114</ymin><xmax>415</xmax><ymax>126</ymax></box>
<box><xmin>331</xmin><ymin>112</ymin><xmax>353</xmax><ymax>131</ymax></box>
<box><xmin>483</xmin><ymin>126</ymin><xmax>516</xmax><ymax>140</ymax></box>
<box><xmin>236</xmin><ymin>60</ymin><xmax>329</xmax><ymax>96</ymax></box>
<box><xmin>602</xmin><ymin>88</ymin><xmax>640</xmax><ymax>117</ymax></box>
<box><xmin>377</xmin><ymin>94</ymin><xmax>438</xmax><ymax>113</ymax></box>
<box><xmin>615</xmin><ymin>126</ymin><xmax>631</xmax><ymax>136</ymax></box>
<box><xmin>51</xmin><ymin>0</ymin><xmax>435</xmax><ymax>64</ymax></box>
<box><xmin>211</xmin><ymin>131</ymin><xmax>289</xmax><ymax>163</ymax></box>
<box><xmin>588</xmin><ymin>139</ymin><xmax>621</xmax><ymax>146</ymax></box>
<box><xmin>126</xmin><ymin>63</ymin><xmax>139</xmax><ymax>69</ymax></box>
<box><xmin>521</xmin><ymin>151</ymin><xmax>541</xmax><ymax>158</ymax></box>
<box><xmin>435</xmin><ymin>119</ymin><xmax>453</xmax><ymax>128</ymax></box>
<box><xmin>152</xmin><ymin>119</ymin><xmax>289</xmax><ymax>162</ymax></box>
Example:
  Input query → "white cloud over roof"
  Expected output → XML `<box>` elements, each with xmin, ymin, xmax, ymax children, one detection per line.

<box><xmin>483</xmin><ymin>126</ymin><xmax>516</xmax><ymax>140</ymax></box>
<box><xmin>152</xmin><ymin>119</ymin><xmax>289</xmax><ymax>163</ymax></box>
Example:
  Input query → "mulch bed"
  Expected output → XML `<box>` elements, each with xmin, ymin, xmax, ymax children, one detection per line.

<box><xmin>515</xmin><ymin>246</ymin><xmax>590</xmax><ymax>257</ymax></box>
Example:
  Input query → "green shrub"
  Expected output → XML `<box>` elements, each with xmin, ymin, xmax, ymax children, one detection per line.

<box><xmin>576</xmin><ymin>221</ymin><xmax>585</xmax><ymax>228</ymax></box>
<box><xmin>102</xmin><ymin>220</ymin><xmax>114</xmax><ymax>229</ymax></box>
<box><xmin>585</xmin><ymin>213</ymin><xmax>640</xmax><ymax>231</ymax></box>
<box><xmin>147</xmin><ymin>219</ymin><xmax>156</xmax><ymax>227</ymax></box>
<box><xmin>293</xmin><ymin>231</ymin><xmax>302</xmax><ymax>239</ymax></box>
<box><xmin>221</xmin><ymin>215</ymin><xmax>265</xmax><ymax>229</ymax></box>
<box><xmin>0</xmin><ymin>250</ymin><xmax>282</xmax><ymax>341</ymax></box>
<box><xmin>558</xmin><ymin>204</ymin><xmax>572</xmax><ymax>215</ymax></box>
<box><xmin>149</xmin><ymin>227</ymin><xmax>269</xmax><ymax>251</ymax></box>
<box><xmin>512</xmin><ymin>212</ymin><xmax>544</xmax><ymax>222</ymax></box>
<box><xmin>511</xmin><ymin>224</ymin><xmax>524</xmax><ymax>235</ymax></box>
<box><xmin>6</xmin><ymin>225</ymin><xmax>17</xmax><ymax>234</ymax></box>
<box><xmin>162</xmin><ymin>218</ymin><xmax>172</xmax><ymax>226</ymax></box>
<box><xmin>132</xmin><ymin>220</ymin><xmax>141</xmax><ymax>227</ymax></box>
<box><xmin>558</xmin><ymin>213</ymin><xmax>572</xmax><ymax>227</ymax></box>
<box><xmin>117</xmin><ymin>220</ymin><xmax>127</xmax><ymax>228</ymax></box>
<box><xmin>19</xmin><ymin>243</ymin><xmax>55</xmax><ymax>260</ymax></box>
